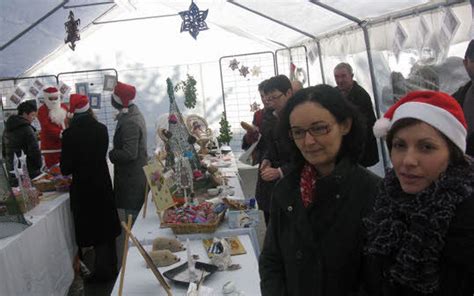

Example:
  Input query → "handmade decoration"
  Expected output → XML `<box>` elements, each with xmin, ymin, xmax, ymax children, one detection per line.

<box><xmin>174</xmin><ymin>74</ymin><xmax>198</xmax><ymax>109</ymax></box>
<box><xmin>217</xmin><ymin>112</ymin><xmax>233</xmax><ymax>146</ymax></box>
<box><xmin>143</xmin><ymin>161</ymin><xmax>175</xmax><ymax>212</ymax></box>
<box><xmin>148</xmin><ymin>250</ymin><xmax>180</xmax><ymax>267</ymax></box>
<box><xmin>203</xmin><ymin>237</ymin><xmax>246</xmax><ymax>257</ymax></box>
<box><xmin>228</xmin><ymin>59</ymin><xmax>240</xmax><ymax>70</ymax></box>
<box><xmin>249</xmin><ymin>102</ymin><xmax>261</xmax><ymax>112</ymax></box>
<box><xmin>186</xmin><ymin>114</ymin><xmax>212</xmax><ymax>155</ymax></box>
<box><xmin>208</xmin><ymin>238</ymin><xmax>232</xmax><ymax>271</ymax></box>
<box><xmin>152</xmin><ymin>237</ymin><xmax>186</xmax><ymax>252</ymax></box>
<box><xmin>165</xmin><ymin>78</ymin><xmax>202</xmax><ymax>171</ymax></box>
<box><xmin>64</xmin><ymin>10</ymin><xmax>80</xmax><ymax>51</ymax></box>
<box><xmin>175</xmin><ymin>156</ymin><xmax>194</xmax><ymax>204</ymax></box>
<box><xmin>250</xmin><ymin>65</ymin><xmax>261</xmax><ymax>77</ymax></box>
<box><xmin>179</xmin><ymin>1</ymin><xmax>209</xmax><ymax>40</ymax></box>
<box><xmin>239</xmin><ymin>65</ymin><xmax>249</xmax><ymax>77</ymax></box>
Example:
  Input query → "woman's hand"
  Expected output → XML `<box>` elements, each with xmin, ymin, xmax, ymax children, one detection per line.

<box><xmin>261</xmin><ymin>167</ymin><xmax>280</xmax><ymax>181</ymax></box>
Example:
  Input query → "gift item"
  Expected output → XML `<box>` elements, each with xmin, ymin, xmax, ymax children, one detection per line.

<box><xmin>224</xmin><ymin>198</ymin><xmax>259</xmax><ymax>228</ymax></box>
<box><xmin>148</xmin><ymin>249</ymin><xmax>180</xmax><ymax>267</ymax></box>
<box><xmin>152</xmin><ymin>237</ymin><xmax>185</xmax><ymax>252</ymax></box>
<box><xmin>208</xmin><ymin>238</ymin><xmax>232</xmax><ymax>271</ymax></box>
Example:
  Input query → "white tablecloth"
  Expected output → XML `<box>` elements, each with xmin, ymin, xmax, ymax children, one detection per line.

<box><xmin>0</xmin><ymin>193</ymin><xmax>76</xmax><ymax>296</ymax></box>
<box><xmin>111</xmin><ymin>234</ymin><xmax>261</xmax><ymax>296</ymax></box>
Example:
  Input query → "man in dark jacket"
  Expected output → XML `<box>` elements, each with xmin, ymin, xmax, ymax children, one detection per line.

<box><xmin>61</xmin><ymin>94</ymin><xmax>121</xmax><ymax>283</ymax></box>
<box><xmin>452</xmin><ymin>40</ymin><xmax>474</xmax><ymax>156</ymax></box>
<box><xmin>2</xmin><ymin>100</ymin><xmax>42</xmax><ymax>186</ymax></box>
<box><xmin>109</xmin><ymin>81</ymin><xmax>148</xmax><ymax>223</ymax></box>
<box><xmin>334</xmin><ymin>62</ymin><xmax>379</xmax><ymax>167</ymax></box>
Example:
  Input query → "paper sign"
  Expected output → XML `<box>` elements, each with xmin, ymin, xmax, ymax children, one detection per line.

<box><xmin>59</xmin><ymin>81</ymin><xmax>71</xmax><ymax>95</ymax></box>
<box><xmin>143</xmin><ymin>162</ymin><xmax>175</xmax><ymax>211</ymax></box>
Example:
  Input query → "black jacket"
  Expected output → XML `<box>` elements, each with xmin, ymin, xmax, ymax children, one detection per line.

<box><xmin>60</xmin><ymin>114</ymin><xmax>121</xmax><ymax>247</ymax></box>
<box><xmin>2</xmin><ymin>115</ymin><xmax>42</xmax><ymax>186</ymax></box>
<box><xmin>452</xmin><ymin>81</ymin><xmax>473</xmax><ymax>156</ymax></box>
<box><xmin>344</xmin><ymin>82</ymin><xmax>379</xmax><ymax>167</ymax></box>
<box><xmin>259</xmin><ymin>158</ymin><xmax>381</xmax><ymax>296</ymax></box>
<box><xmin>363</xmin><ymin>193</ymin><xmax>474</xmax><ymax>296</ymax></box>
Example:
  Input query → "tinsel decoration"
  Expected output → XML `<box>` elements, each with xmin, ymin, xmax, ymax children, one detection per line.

<box><xmin>217</xmin><ymin>112</ymin><xmax>233</xmax><ymax>146</ymax></box>
<box><xmin>174</xmin><ymin>74</ymin><xmax>198</xmax><ymax>109</ymax></box>
<box><xmin>179</xmin><ymin>1</ymin><xmax>209</xmax><ymax>40</ymax></box>
<box><xmin>64</xmin><ymin>11</ymin><xmax>80</xmax><ymax>51</ymax></box>
<box><xmin>250</xmin><ymin>102</ymin><xmax>261</xmax><ymax>112</ymax></box>
<box><xmin>239</xmin><ymin>66</ymin><xmax>250</xmax><ymax>77</ymax></box>
<box><xmin>229</xmin><ymin>59</ymin><xmax>240</xmax><ymax>70</ymax></box>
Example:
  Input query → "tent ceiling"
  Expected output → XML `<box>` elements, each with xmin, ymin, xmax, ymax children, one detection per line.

<box><xmin>0</xmin><ymin>0</ymin><xmax>460</xmax><ymax>77</ymax></box>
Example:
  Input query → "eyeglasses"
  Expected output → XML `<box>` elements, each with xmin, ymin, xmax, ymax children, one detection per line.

<box><xmin>289</xmin><ymin>123</ymin><xmax>331</xmax><ymax>140</ymax></box>
<box><xmin>268</xmin><ymin>93</ymin><xmax>284</xmax><ymax>101</ymax></box>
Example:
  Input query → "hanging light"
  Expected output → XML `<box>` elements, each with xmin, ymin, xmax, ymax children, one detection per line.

<box><xmin>64</xmin><ymin>11</ymin><xmax>80</xmax><ymax>51</ymax></box>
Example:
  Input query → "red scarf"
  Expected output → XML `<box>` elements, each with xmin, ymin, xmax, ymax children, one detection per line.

<box><xmin>300</xmin><ymin>162</ymin><xmax>317</xmax><ymax>207</ymax></box>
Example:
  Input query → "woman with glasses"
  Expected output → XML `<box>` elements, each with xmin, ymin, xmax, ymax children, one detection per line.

<box><xmin>259</xmin><ymin>84</ymin><xmax>381</xmax><ymax>295</ymax></box>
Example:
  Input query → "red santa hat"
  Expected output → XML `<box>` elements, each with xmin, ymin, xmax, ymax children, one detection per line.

<box><xmin>112</xmin><ymin>81</ymin><xmax>136</xmax><ymax>113</ymax></box>
<box><xmin>373</xmin><ymin>91</ymin><xmax>467</xmax><ymax>152</ymax></box>
<box><xmin>43</xmin><ymin>87</ymin><xmax>59</xmax><ymax>99</ymax></box>
<box><xmin>68</xmin><ymin>94</ymin><xmax>90</xmax><ymax>118</ymax></box>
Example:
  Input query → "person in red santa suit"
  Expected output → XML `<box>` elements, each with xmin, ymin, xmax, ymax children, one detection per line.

<box><xmin>37</xmin><ymin>87</ymin><xmax>68</xmax><ymax>168</ymax></box>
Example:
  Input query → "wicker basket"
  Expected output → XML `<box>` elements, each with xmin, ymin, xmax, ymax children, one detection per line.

<box><xmin>162</xmin><ymin>212</ymin><xmax>225</xmax><ymax>234</ymax></box>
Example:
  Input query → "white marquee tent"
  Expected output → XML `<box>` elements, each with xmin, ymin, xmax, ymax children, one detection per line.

<box><xmin>1</xmin><ymin>0</ymin><xmax>473</xmax><ymax>171</ymax></box>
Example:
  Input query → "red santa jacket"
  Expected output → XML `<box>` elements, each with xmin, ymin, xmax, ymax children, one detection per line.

<box><xmin>37</xmin><ymin>103</ymin><xmax>68</xmax><ymax>151</ymax></box>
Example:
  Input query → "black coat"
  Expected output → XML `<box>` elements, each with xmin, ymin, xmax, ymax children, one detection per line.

<box><xmin>2</xmin><ymin>115</ymin><xmax>42</xmax><ymax>186</ymax></box>
<box><xmin>259</xmin><ymin>158</ymin><xmax>381</xmax><ymax>296</ymax></box>
<box><xmin>452</xmin><ymin>81</ymin><xmax>473</xmax><ymax>156</ymax></box>
<box><xmin>60</xmin><ymin>114</ymin><xmax>121</xmax><ymax>247</ymax></box>
<box><xmin>363</xmin><ymin>192</ymin><xmax>474</xmax><ymax>296</ymax></box>
<box><xmin>344</xmin><ymin>82</ymin><xmax>379</xmax><ymax>167</ymax></box>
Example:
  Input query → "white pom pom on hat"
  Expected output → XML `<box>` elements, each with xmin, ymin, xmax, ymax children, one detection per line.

<box><xmin>373</xmin><ymin>91</ymin><xmax>467</xmax><ymax>152</ymax></box>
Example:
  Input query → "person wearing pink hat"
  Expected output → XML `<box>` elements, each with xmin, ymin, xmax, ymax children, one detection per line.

<box><xmin>37</xmin><ymin>86</ymin><xmax>68</xmax><ymax>168</ymax></box>
<box><xmin>60</xmin><ymin>94</ymin><xmax>121</xmax><ymax>283</ymax></box>
<box><xmin>364</xmin><ymin>91</ymin><xmax>474</xmax><ymax>295</ymax></box>
<box><xmin>109</xmin><ymin>81</ymin><xmax>147</xmax><ymax>222</ymax></box>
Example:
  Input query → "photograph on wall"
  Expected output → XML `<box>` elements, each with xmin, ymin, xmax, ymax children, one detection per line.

<box><xmin>88</xmin><ymin>93</ymin><xmax>101</xmax><ymax>109</ymax></box>
<box><xmin>33</xmin><ymin>80</ymin><xmax>44</xmax><ymax>91</ymax></box>
<box><xmin>28</xmin><ymin>86</ymin><xmax>39</xmax><ymax>97</ymax></box>
<box><xmin>14</xmin><ymin>87</ymin><xmax>25</xmax><ymax>99</ymax></box>
<box><xmin>9</xmin><ymin>94</ymin><xmax>21</xmax><ymax>105</ymax></box>
<box><xmin>59</xmin><ymin>81</ymin><xmax>71</xmax><ymax>96</ymax></box>
<box><xmin>75</xmin><ymin>82</ymin><xmax>89</xmax><ymax>96</ymax></box>
<box><xmin>103</xmin><ymin>75</ymin><xmax>117</xmax><ymax>91</ymax></box>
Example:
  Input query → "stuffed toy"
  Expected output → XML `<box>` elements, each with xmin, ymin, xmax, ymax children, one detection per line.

<box><xmin>152</xmin><ymin>237</ymin><xmax>185</xmax><ymax>252</ymax></box>
<box><xmin>148</xmin><ymin>249</ymin><xmax>180</xmax><ymax>267</ymax></box>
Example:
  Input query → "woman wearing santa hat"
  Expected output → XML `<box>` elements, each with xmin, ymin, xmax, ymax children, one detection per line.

<box><xmin>364</xmin><ymin>91</ymin><xmax>474</xmax><ymax>295</ymax></box>
<box><xmin>60</xmin><ymin>94</ymin><xmax>121</xmax><ymax>283</ymax></box>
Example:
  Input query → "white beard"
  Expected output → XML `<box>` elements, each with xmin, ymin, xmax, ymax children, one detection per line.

<box><xmin>48</xmin><ymin>105</ymin><xmax>66</xmax><ymax>127</ymax></box>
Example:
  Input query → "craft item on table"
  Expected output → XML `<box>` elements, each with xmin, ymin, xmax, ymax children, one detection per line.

<box><xmin>186</xmin><ymin>114</ymin><xmax>213</xmax><ymax>155</ymax></box>
<box><xmin>222</xmin><ymin>281</ymin><xmax>245</xmax><ymax>295</ymax></box>
<box><xmin>186</xmin><ymin>238</ymin><xmax>197</xmax><ymax>283</ymax></box>
<box><xmin>175</xmin><ymin>156</ymin><xmax>194</xmax><ymax>204</ymax></box>
<box><xmin>163</xmin><ymin>261</ymin><xmax>217</xmax><ymax>286</ymax></box>
<box><xmin>148</xmin><ymin>249</ymin><xmax>180</xmax><ymax>267</ymax></box>
<box><xmin>64</xmin><ymin>10</ymin><xmax>80</xmax><ymax>51</ymax></box>
<box><xmin>143</xmin><ymin>161</ymin><xmax>175</xmax><ymax>212</ymax></box>
<box><xmin>207</xmin><ymin>188</ymin><xmax>219</xmax><ymax>197</ymax></box>
<box><xmin>53</xmin><ymin>175</ymin><xmax>72</xmax><ymax>192</ymax></box>
<box><xmin>229</xmin><ymin>59</ymin><xmax>240</xmax><ymax>71</ymax></box>
<box><xmin>208</xmin><ymin>238</ymin><xmax>232</xmax><ymax>271</ymax></box>
<box><xmin>179</xmin><ymin>0</ymin><xmax>209</xmax><ymax>40</ymax></box>
<box><xmin>250</xmin><ymin>65</ymin><xmax>261</xmax><ymax>77</ymax></box>
<box><xmin>203</xmin><ymin>236</ymin><xmax>246</xmax><ymax>257</ymax></box>
<box><xmin>12</xmin><ymin>153</ymin><xmax>41</xmax><ymax>213</ymax></box>
<box><xmin>187</xmin><ymin>281</ymin><xmax>215</xmax><ymax>296</ymax></box>
<box><xmin>239</xmin><ymin>65</ymin><xmax>250</xmax><ymax>77</ymax></box>
<box><xmin>152</xmin><ymin>237</ymin><xmax>185</xmax><ymax>252</ymax></box>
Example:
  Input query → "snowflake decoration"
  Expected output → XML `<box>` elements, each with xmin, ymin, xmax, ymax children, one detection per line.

<box><xmin>250</xmin><ymin>65</ymin><xmax>261</xmax><ymax>77</ymax></box>
<box><xmin>250</xmin><ymin>102</ymin><xmax>261</xmax><ymax>112</ymax></box>
<box><xmin>179</xmin><ymin>1</ymin><xmax>209</xmax><ymax>40</ymax></box>
<box><xmin>229</xmin><ymin>59</ymin><xmax>240</xmax><ymax>71</ymax></box>
<box><xmin>239</xmin><ymin>65</ymin><xmax>250</xmax><ymax>77</ymax></box>
<box><xmin>64</xmin><ymin>11</ymin><xmax>80</xmax><ymax>51</ymax></box>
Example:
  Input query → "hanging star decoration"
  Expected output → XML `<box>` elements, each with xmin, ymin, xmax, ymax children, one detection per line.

<box><xmin>179</xmin><ymin>1</ymin><xmax>209</xmax><ymax>40</ymax></box>
<box><xmin>239</xmin><ymin>65</ymin><xmax>250</xmax><ymax>77</ymax></box>
<box><xmin>250</xmin><ymin>66</ymin><xmax>261</xmax><ymax>77</ymax></box>
<box><xmin>64</xmin><ymin>11</ymin><xmax>80</xmax><ymax>51</ymax></box>
<box><xmin>250</xmin><ymin>102</ymin><xmax>261</xmax><ymax>112</ymax></box>
<box><xmin>229</xmin><ymin>59</ymin><xmax>240</xmax><ymax>71</ymax></box>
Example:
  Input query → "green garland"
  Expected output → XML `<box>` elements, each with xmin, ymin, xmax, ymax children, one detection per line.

<box><xmin>174</xmin><ymin>74</ymin><xmax>198</xmax><ymax>109</ymax></box>
<box><xmin>217</xmin><ymin>112</ymin><xmax>233</xmax><ymax>145</ymax></box>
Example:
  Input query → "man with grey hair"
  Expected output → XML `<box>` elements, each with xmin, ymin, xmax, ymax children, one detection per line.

<box><xmin>452</xmin><ymin>40</ymin><xmax>474</xmax><ymax>156</ymax></box>
<box><xmin>334</xmin><ymin>62</ymin><xmax>379</xmax><ymax>167</ymax></box>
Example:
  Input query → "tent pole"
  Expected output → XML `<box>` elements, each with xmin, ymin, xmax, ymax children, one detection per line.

<box><xmin>309</xmin><ymin>0</ymin><xmax>389</xmax><ymax>169</ymax></box>
<box><xmin>63</xmin><ymin>1</ymin><xmax>114</xmax><ymax>9</ymax></box>
<box><xmin>0</xmin><ymin>0</ymin><xmax>69</xmax><ymax>51</ymax></box>
<box><xmin>316</xmin><ymin>40</ymin><xmax>325</xmax><ymax>84</ymax></box>
<box><xmin>227</xmin><ymin>0</ymin><xmax>316</xmax><ymax>39</ymax></box>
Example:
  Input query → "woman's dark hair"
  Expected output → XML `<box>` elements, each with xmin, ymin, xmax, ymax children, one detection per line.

<box><xmin>263</xmin><ymin>75</ymin><xmax>292</xmax><ymax>95</ymax></box>
<box><xmin>17</xmin><ymin>100</ymin><xmax>37</xmax><ymax>115</ymax></box>
<box><xmin>279</xmin><ymin>84</ymin><xmax>366</xmax><ymax>166</ymax></box>
<box><xmin>386</xmin><ymin>118</ymin><xmax>466</xmax><ymax>165</ymax></box>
